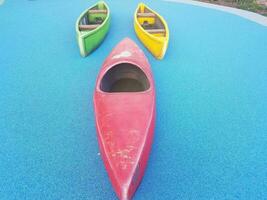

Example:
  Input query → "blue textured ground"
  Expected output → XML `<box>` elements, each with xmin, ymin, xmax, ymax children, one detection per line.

<box><xmin>1</xmin><ymin>0</ymin><xmax>267</xmax><ymax>199</ymax></box>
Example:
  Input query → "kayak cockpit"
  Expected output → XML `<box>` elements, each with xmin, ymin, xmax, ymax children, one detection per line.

<box><xmin>136</xmin><ymin>5</ymin><xmax>166</xmax><ymax>37</ymax></box>
<box><xmin>100</xmin><ymin>63</ymin><xmax>150</xmax><ymax>93</ymax></box>
<box><xmin>79</xmin><ymin>2</ymin><xmax>108</xmax><ymax>31</ymax></box>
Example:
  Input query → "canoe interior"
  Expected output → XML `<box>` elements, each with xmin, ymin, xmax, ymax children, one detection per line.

<box><xmin>79</xmin><ymin>2</ymin><xmax>108</xmax><ymax>31</ymax></box>
<box><xmin>137</xmin><ymin>5</ymin><xmax>166</xmax><ymax>37</ymax></box>
<box><xmin>100</xmin><ymin>63</ymin><xmax>150</xmax><ymax>93</ymax></box>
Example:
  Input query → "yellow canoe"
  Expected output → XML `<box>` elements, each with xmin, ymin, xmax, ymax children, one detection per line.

<box><xmin>134</xmin><ymin>3</ymin><xmax>169</xmax><ymax>59</ymax></box>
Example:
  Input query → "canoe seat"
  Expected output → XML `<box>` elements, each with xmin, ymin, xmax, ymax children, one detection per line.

<box><xmin>79</xmin><ymin>24</ymin><xmax>100</xmax><ymax>31</ymax></box>
<box><xmin>146</xmin><ymin>29</ymin><xmax>166</xmax><ymax>34</ymax></box>
<box><xmin>137</xmin><ymin>13</ymin><xmax>156</xmax><ymax>18</ymax></box>
<box><xmin>89</xmin><ymin>9</ymin><xmax>107</xmax><ymax>14</ymax></box>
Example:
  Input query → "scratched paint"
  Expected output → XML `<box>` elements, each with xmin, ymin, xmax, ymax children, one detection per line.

<box><xmin>112</xmin><ymin>51</ymin><xmax>132</xmax><ymax>59</ymax></box>
<box><xmin>108</xmin><ymin>145</ymin><xmax>137</xmax><ymax>170</ymax></box>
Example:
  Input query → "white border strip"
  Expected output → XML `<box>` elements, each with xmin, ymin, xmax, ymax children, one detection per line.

<box><xmin>164</xmin><ymin>0</ymin><xmax>267</xmax><ymax>27</ymax></box>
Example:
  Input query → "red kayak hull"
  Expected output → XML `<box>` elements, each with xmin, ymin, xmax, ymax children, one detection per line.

<box><xmin>93</xmin><ymin>38</ymin><xmax>155</xmax><ymax>200</ymax></box>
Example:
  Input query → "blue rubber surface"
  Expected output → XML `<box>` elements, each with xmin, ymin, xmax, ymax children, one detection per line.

<box><xmin>1</xmin><ymin>0</ymin><xmax>267</xmax><ymax>199</ymax></box>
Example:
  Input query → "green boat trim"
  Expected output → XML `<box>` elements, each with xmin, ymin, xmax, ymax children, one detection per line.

<box><xmin>76</xmin><ymin>1</ymin><xmax>110</xmax><ymax>57</ymax></box>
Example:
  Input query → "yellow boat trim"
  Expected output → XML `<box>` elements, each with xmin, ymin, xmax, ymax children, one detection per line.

<box><xmin>134</xmin><ymin>3</ymin><xmax>169</xmax><ymax>59</ymax></box>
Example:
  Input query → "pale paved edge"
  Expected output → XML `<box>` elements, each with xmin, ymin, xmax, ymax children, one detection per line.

<box><xmin>164</xmin><ymin>0</ymin><xmax>267</xmax><ymax>27</ymax></box>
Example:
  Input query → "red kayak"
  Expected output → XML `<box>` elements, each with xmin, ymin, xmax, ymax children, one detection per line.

<box><xmin>93</xmin><ymin>38</ymin><xmax>155</xmax><ymax>200</ymax></box>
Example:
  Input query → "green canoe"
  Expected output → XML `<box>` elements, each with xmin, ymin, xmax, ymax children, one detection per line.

<box><xmin>76</xmin><ymin>1</ymin><xmax>110</xmax><ymax>57</ymax></box>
